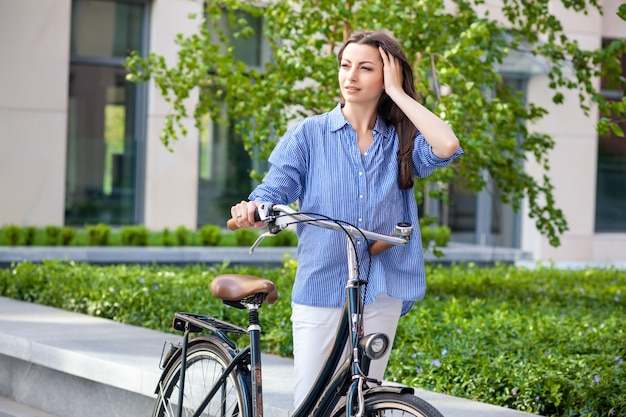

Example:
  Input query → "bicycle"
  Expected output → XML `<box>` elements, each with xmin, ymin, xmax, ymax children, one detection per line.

<box><xmin>152</xmin><ymin>203</ymin><xmax>445</xmax><ymax>417</ymax></box>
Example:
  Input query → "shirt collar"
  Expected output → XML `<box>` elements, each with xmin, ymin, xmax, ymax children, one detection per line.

<box><xmin>329</xmin><ymin>103</ymin><xmax>390</xmax><ymax>139</ymax></box>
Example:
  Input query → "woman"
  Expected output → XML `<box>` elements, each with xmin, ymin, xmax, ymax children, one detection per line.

<box><xmin>231</xmin><ymin>29</ymin><xmax>463</xmax><ymax>408</ymax></box>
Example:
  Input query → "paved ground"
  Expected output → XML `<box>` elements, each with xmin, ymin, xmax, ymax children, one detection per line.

<box><xmin>0</xmin><ymin>397</ymin><xmax>61</xmax><ymax>417</ymax></box>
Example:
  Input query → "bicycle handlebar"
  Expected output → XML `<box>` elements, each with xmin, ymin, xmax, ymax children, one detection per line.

<box><xmin>227</xmin><ymin>204</ymin><xmax>412</xmax><ymax>255</ymax></box>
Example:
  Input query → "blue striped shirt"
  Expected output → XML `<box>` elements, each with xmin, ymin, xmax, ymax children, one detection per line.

<box><xmin>249</xmin><ymin>103</ymin><xmax>463</xmax><ymax>315</ymax></box>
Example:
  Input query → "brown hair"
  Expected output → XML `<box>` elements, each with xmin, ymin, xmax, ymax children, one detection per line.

<box><xmin>337</xmin><ymin>29</ymin><xmax>418</xmax><ymax>189</ymax></box>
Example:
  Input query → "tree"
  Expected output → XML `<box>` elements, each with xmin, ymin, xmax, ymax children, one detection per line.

<box><xmin>126</xmin><ymin>0</ymin><xmax>626</xmax><ymax>247</ymax></box>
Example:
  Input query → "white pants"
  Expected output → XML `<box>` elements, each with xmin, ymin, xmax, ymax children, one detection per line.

<box><xmin>290</xmin><ymin>293</ymin><xmax>403</xmax><ymax>408</ymax></box>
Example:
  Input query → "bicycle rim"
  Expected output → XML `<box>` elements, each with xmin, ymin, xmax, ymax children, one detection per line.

<box><xmin>331</xmin><ymin>392</ymin><xmax>444</xmax><ymax>417</ymax></box>
<box><xmin>153</xmin><ymin>338</ymin><xmax>246</xmax><ymax>417</ymax></box>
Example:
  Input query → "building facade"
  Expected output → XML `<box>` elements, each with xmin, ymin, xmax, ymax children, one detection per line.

<box><xmin>1</xmin><ymin>0</ymin><xmax>625</xmax><ymax>263</ymax></box>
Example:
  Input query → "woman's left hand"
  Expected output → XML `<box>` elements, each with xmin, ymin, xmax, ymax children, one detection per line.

<box><xmin>379</xmin><ymin>46</ymin><xmax>403</xmax><ymax>97</ymax></box>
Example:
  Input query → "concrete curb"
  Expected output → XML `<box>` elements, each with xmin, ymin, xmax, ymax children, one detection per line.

<box><xmin>0</xmin><ymin>244</ymin><xmax>531</xmax><ymax>268</ymax></box>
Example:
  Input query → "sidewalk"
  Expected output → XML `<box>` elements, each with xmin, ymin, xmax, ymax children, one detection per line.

<box><xmin>0</xmin><ymin>296</ymin><xmax>540</xmax><ymax>417</ymax></box>
<box><xmin>0</xmin><ymin>397</ymin><xmax>61</xmax><ymax>417</ymax></box>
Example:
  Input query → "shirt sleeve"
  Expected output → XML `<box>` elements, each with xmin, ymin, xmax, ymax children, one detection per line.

<box><xmin>248</xmin><ymin>123</ymin><xmax>308</xmax><ymax>204</ymax></box>
<box><xmin>412</xmin><ymin>131</ymin><xmax>463</xmax><ymax>178</ymax></box>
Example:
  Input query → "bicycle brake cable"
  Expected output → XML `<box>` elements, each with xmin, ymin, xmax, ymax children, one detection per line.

<box><xmin>288</xmin><ymin>210</ymin><xmax>374</xmax><ymax>290</ymax></box>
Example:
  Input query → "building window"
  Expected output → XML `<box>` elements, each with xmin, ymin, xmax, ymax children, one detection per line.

<box><xmin>595</xmin><ymin>39</ymin><xmax>626</xmax><ymax>232</ymax></box>
<box><xmin>65</xmin><ymin>0</ymin><xmax>147</xmax><ymax>226</ymax></box>
<box><xmin>197</xmin><ymin>109</ymin><xmax>267</xmax><ymax>226</ymax></box>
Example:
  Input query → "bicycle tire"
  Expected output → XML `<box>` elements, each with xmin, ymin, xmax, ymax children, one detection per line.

<box><xmin>153</xmin><ymin>336</ymin><xmax>248</xmax><ymax>417</ymax></box>
<box><xmin>330</xmin><ymin>391</ymin><xmax>444</xmax><ymax>417</ymax></box>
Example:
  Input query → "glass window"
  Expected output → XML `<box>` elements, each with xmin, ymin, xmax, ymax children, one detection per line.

<box><xmin>65</xmin><ymin>0</ymin><xmax>146</xmax><ymax>226</ymax></box>
<box><xmin>197</xmin><ymin>108</ymin><xmax>267</xmax><ymax>226</ymax></box>
<box><xmin>595</xmin><ymin>40</ymin><xmax>626</xmax><ymax>232</ymax></box>
<box><xmin>65</xmin><ymin>65</ymin><xmax>139</xmax><ymax>225</ymax></box>
<box><xmin>229</xmin><ymin>10</ymin><xmax>263</xmax><ymax>67</ymax></box>
<box><xmin>71</xmin><ymin>0</ymin><xmax>143</xmax><ymax>58</ymax></box>
<box><xmin>447</xmin><ymin>178</ymin><xmax>477</xmax><ymax>243</ymax></box>
<box><xmin>210</xmin><ymin>9</ymin><xmax>269</xmax><ymax>68</ymax></box>
<box><xmin>596</xmin><ymin>134</ymin><xmax>626</xmax><ymax>231</ymax></box>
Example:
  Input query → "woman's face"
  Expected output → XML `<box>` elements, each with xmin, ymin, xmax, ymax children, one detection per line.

<box><xmin>338</xmin><ymin>43</ymin><xmax>385</xmax><ymax>106</ymax></box>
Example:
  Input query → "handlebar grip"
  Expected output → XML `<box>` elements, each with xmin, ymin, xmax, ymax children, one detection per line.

<box><xmin>226</xmin><ymin>218</ymin><xmax>240</xmax><ymax>231</ymax></box>
<box><xmin>226</xmin><ymin>210</ymin><xmax>262</xmax><ymax>231</ymax></box>
<box><xmin>369</xmin><ymin>241</ymin><xmax>394</xmax><ymax>255</ymax></box>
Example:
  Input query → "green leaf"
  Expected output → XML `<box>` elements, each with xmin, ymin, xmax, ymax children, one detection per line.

<box><xmin>610</xmin><ymin>122</ymin><xmax>625</xmax><ymax>138</ymax></box>
<box><xmin>618</xmin><ymin>3</ymin><xmax>626</xmax><ymax>21</ymax></box>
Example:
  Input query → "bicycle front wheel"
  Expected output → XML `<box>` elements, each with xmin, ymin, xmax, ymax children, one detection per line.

<box><xmin>153</xmin><ymin>336</ymin><xmax>248</xmax><ymax>417</ymax></box>
<box><xmin>331</xmin><ymin>391</ymin><xmax>444</xmax><ymax>417</ymax></box>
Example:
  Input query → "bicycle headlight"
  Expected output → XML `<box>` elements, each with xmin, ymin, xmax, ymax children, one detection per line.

<box><xmin>395</xmin><ymin>222</ymin><xmax>413</xmax><ymax>237</ymax></box>
<box><xmin>360</xmin><ymin>333</ymin><xmax>390</xmax><ymax>360</ymax></box>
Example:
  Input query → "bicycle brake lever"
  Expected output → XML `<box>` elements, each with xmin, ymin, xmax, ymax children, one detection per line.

<box><xmin>258</xmin><ymin>202</ymin><xmax>293</xmax><ymax>235</ymax></box>
<box><xmin>248</xmin><ymin>203</ymin><xmax>293</xmax><ymax>254</ymax></box>
<box><xmin>249</xmin><ymin>231</ymin><xmax>273</xmax><ymax>254</ymax></box>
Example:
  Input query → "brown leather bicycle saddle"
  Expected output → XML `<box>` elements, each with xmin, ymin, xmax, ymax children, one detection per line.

<box><xmin>211</xmin><ymin>274</ymin><xmax>279</xmax><ymax>304</ymax></box>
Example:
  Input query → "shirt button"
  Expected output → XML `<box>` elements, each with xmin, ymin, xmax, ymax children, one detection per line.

<box><xmin>357</xmin><ymin>241</ymin><xmax>362</xmax><ymax>245</ymax></box>
<box><xmin>358</xmin><ymin>218</ymin><xmax>362</xmax><ymax>222</ymax></box>
<box><xmin>359</xmin><ymin>195</ymin><xmax>363</xmax><ymax>199</ymax></box>
<box><xmin>359</xmin><ymin>172</ymin><xmax>363</xmax><ymax>176</ymax></box>
<box><xmin>364</xmin><ymin>152</ymin><xmax>368</xmax><ymax>156</ymax></box>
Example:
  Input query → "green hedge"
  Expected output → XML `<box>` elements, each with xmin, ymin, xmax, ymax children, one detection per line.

<box><xmin>0</xmin><ymin>222</ymin><xmax>449</xmax><ymax>249</ymax></box>
<box><xmin>0</xmin><ymin>224</ymin><xmax>298</xmax><ymax>247</ymax></box>
<box><xmin>0</xmin><ymin>260</ymin><xmax>623</xmax><ymax>417</ymax></box>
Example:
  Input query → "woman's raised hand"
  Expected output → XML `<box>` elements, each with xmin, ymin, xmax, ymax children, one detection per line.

<box><xmin>379</xmin><ymin>46</ymin><xmax>403</xmax><ymax>97</ymax></box>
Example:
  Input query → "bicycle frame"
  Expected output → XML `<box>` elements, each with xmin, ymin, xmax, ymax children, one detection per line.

<box><xmin>159</xmin><ymin>204</ymin><xmax>413</xmax><ymax>417</ymax></box>
<box><xmin>293</xmin><ymin>235</ymin><xmax>371</xmax><ymax>417</ymax></box>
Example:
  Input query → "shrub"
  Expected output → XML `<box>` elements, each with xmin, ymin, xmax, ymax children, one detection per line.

<box><xmin>120</xmin><ymin>226</ymin><xmax>149</xmax><ymax>246</ymax></box>
<box><xmin>60</xmin><ymin>226</ymin><xmax>76</xmax><ymax>246</ymax></box>
<box><xmin>23</xmin><ymin>226</ymin><xmax>37</xmax><ymax>246</ymax></box>
<box><xmin>3</xmin><ymin>224</ymin><xmax>21</xmax><ymax>245</ymax></box>
<box><xmin>268</xmin><ymin>229</ymin><xmax>298</xmax><ymax>246</ymax></box>
<box><xmin>44</xmin><ymin>226</ymin><xmax>62</xmax><ymax>246</ymax></box>
<box><xmin>86</xmin><ymin>223</ymin><xmax>110</xmax><ymax>246</ymax></box>
<box><xmin>162</xmin><ymin>228</ymin><xmax>175</xmax><ymax>246</ymax></box>
<box><xmin>174</xmin><ymin>226</ymin><xmax>189</xmax><ymax>246</ymax></box>
<box><xmin>234</xmin><ymin>228</ymin><xmax>259</xmax><ymax>246</ymax></box>
<box><xmin>388</xmin><ymin>264</ymin><xmax>626</xmax><ymax>417</ymax></box>
<box><xmin>199</xmin><ymin>225</ymin><xmax>221</xmax><ymax>246</ymax></box>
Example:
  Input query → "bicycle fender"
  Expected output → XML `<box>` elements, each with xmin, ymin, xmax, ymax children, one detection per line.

<box><xmin>154</xmin><ymin>335</ymin><xmax>240</xmax><ymax>394</ymax></box>
<box><xmin>364</xmin><ymin>384</ymin><xmax>414</xmax><ymax>398</ymax></box>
